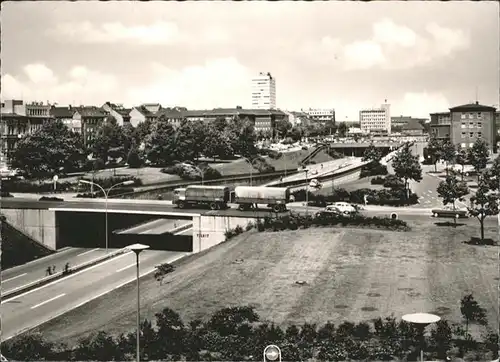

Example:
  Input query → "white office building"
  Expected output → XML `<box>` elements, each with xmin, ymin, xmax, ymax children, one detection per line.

<box><xmin>359</xmin><ymin>102</ymin><xmax>391</xmax><ymax>134</ymax></box>
<box><xmin>251</xmin><ymin>72</ymin><xmax>276</xmax><ymax>110</ymax></box>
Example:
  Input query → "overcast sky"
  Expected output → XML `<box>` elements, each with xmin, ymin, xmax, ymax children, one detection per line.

<box><xmin>1</xmin><ymin>1</ymin><xmax>498</xmax><ymax>121</ymax></box>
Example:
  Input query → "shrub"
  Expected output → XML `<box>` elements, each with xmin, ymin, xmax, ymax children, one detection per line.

<box><xmin>198</xmin><ymin>163</ymin><xmax>222</xmax><ymax>180</ymax></box>
<box><xmin>39</xmin><ymin>196</ymin><xmax>64</xmax><ymax>201</ymax></box>
<box><xmin>251</xmin><ymin>156</ymin><xmax>276</xmax><ymax>173</ymax></box>
<box><xmin>127</xmin><ymin>147</ymin><xmax>143</xmax><ymax>168</ymax></box>
<box><xmin>2</xmin><ymin>180</ymin><xmax>76</xmax><ymax>193</ymax></box>
<box><xmin>75</xmin><ymin>187</ymin><xmax>134</xmax><ymax>198</ymax></box>
<box><xmin>371</xmin><ymin>176</ymin><xmax>386</xmax><ymax>185</ymax></box>
<box><xmin>360</xmin><ymin>162</ymin><xmax>388</xmax><ymax>178</ymax></box>
<box><xmin>383</xmin><ymin>174</ymin><xmax>404</xmax><ymax>189</ymax></box>
<box><xmin>160</xmin><ymin>165</ymin><xmax>181</xmax><ymax>175</ymax></box>
<box><xmin>224</xmin><ymin>224</ymin><xmax>246</xmax><ymax>241</ymax></box>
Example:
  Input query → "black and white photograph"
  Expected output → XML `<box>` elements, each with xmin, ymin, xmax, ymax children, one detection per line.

<box><xmin>0</xmin><ymin>1</ymin><xmax>499</xmax><ymax>361</ymax></box>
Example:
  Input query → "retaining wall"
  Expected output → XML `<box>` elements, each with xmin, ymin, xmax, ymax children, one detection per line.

<box><xmin>192</xmin><ymin>215</ymin><xmax>256</xmax><ymax>253</ymax></box>
<box><xmin>1</xmin><ymin>209</ymin><xmax>58</xmax><ymax>250</ymax></box>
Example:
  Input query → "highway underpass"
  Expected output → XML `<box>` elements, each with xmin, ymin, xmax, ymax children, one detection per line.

<box><xmin>56</xmin><ymin>210</ymin><xmax>193</xmax><ymax>251</ymax></box>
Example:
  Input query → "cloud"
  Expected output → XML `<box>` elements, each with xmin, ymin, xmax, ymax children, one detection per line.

<box><xmin>48</xmin><ymin>21</ymin><xmax>182</xmax><ymax>45</ymax></box>
<box><xmin>343</xmin><ymin>41</ymin><xmax>386</xmax><ymax>70</ymax></box>
<box><xmin>394</xmin><ymin>92</ymin><xmax>451</xmax><ymax>118</ymax></box>
<box><xmin>23</xmin><ymin>63</ymin><xmax>58</xmax><ymax>84</ymax></box>
<box><xmin>303</xmin><ymin>18</ymin><xmax>470</xmax><ymax>71</ymax></box>
<box><xmin>1</xmin><ymin>64</ymin><xmax>118</xmax><ymax>105</ymax></box>
<box><xmin>127</xmin><ymin>57</ymin><xmax>252</xmax><ymax>108</ymax></box>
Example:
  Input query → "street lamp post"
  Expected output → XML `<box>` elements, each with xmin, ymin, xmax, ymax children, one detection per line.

<box><xmin>402</xmin><ymin>313</ymin><xmax>440</xmax><ymax>362</ymax></box>
<box><xmin>243</xmin><ymin>157</ymin><xmax>253</xmax><ymax>186</ymax></box>
<box><xmin>304</xmin><ymin>169</ymin><xmax>309</xmax><ymax>216</ymax></box>
<box><xmin>79</xmin><ymin>179</ymin><xmax>135</xmax><ymax>253</ymax></box>
<box><xmin>127</xmin><ymin>243</ymin><xmax>150</xmax><ymax>362</ymax></box>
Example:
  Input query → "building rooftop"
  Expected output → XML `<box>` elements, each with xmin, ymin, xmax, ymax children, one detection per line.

<box><xmin>449</xmin><ymin>102</ymin><xmax>497</xmax><ymax>112</ymax></box>
<box><xmin>75</xmin><ymin>106</ymin><xmax>108</xmax><ymax>118</ymax></box>
<box><xmin>50</xmin><ymin>106</ymin><xmax>75</xmax><ymax>118</ymax></box>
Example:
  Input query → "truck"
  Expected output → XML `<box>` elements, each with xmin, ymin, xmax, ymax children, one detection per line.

<box><xmin>234</xmin><ymin>186</ymin><xmax>290</xmax><ymax>212</ymax></box>
<box><xmin>173</xmin><ymin>185</ymin><xmax>230</xmax><ymax>210</ymax></box>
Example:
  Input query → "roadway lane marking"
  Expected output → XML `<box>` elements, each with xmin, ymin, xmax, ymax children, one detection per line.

<box><xmin>176</xmin><ymin>227</ymin><xmax>193</xmax><ymax>235</ymax></box>
<box><xmin>30</xmin><ymin>293</ymin><xmax>65</xmax><ymax>310</ymax></box>
<box><xmin>1</xmin><ymin>251</ymin><xmax>133</xmax><ymax>304</ymax></box>
<box><xmin>3</xmin><ymin>273</ymin><xmax>27</xmax><ymax>283</ymax></box>
<box><xmin>77</xmin><ymin>248</ymin><xmax>100</xmax><ymax>257</ymax></box>
<box><xmin>2</xmin><ymin>253</ymin><xmax>190</xmax><ymax>342</ymax></box>
<box><xmin>116</xmin><ymin>264</ymin><xmax>135</xmax><ymax>273</ymax></box>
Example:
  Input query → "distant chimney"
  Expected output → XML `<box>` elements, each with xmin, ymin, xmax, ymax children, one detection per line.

<box><xmin>476</xmin><ymin>101</ymin><xmax>479</xmax><ymax>105</ymax></box>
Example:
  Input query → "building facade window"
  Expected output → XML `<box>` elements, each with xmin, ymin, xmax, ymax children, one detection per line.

<box><xmin>469</xmin><ymin>132</ymin><xmax>474</xmax><ymax>137</ymax></box>
<box><xmin>461</xmin><ymin>143</ymin><xmax>467</xmax><ymax>148</ymax></box>
<box><xmin>461</xmin><ymin>123</ymin><xmax>466</xmax><ymax>128</ymax></box>
<box><xmin>461</xmin><ymin>132</ymin><xmax>466</xmax><ymax>138</ymax></box>
<box><xmin>461</xmin><ymin>113</ymin><xmax>466</xmax><ymax>119</ymax></box>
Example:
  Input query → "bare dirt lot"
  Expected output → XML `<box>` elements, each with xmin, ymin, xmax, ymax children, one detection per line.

<box><xmin>32</xmin><ymin>217</ymin><xmax>498</xmax><ymax>347</ymax></box>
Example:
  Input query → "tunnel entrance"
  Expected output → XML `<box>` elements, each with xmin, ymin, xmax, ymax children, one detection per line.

<box><xmin>56</xmin><ymin>211</ymin><xmax>193</xmax><ymax>251</ymax></box>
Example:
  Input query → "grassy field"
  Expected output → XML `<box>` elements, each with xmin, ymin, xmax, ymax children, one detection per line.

<box><xmin>32</xmin><ymin>217</ymin><xmax>498</xmax><ymax>347</ymax></box>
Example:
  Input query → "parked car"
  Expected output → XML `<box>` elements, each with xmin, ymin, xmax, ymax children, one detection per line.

<box><xmin>431</xmin><ymin>205</ymin><xmax>469</xmax><ymax>218</ymax></box>
<box><xmin>330</xmin><ymin>202</ymin><xmax>357</xmax><ymax>215</ymax></box>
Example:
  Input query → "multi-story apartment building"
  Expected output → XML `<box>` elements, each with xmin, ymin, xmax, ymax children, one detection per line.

<box><xmin>302</xmin><ymin>108</ymin><xmax>335</xmax><ymax>125</ymax></box>
<box><xmin>50</xmin><ymin>105</ymin><xmax>81</xmax><ymax>133</ymax></box>
<box><xmin>102</xmin><ymin>102</ymin><xmax>132</xmax><ymax>126</ymax></box>
<box><xmin>0</xmin><ymin>100</ymin><xmax>53</xmax><ymax>168</ymax></box>
<box><xmin>359</xmin><ymin>102</ymin><xmax>391</xmax><ymax>134</ymax></box>
<box><xmin>430</xmin><ymin>102</ymin><xmax>497</xmax><ymax>153</ymax></box>
<box><xmin>73</xmin><ymin>106</ymin><xmax>108</xmax><ymax>145</ymax></box>
<box><xmin>251</xmin><ymin>72</ymin><xmax>276</xmax><ymax>110</ymax></box>
<box><xmin>129</xmin><ymin>104</ymin><xmax>162</xmax><ymax>127</ymax></box>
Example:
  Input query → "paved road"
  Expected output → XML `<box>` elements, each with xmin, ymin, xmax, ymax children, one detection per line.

<box><xmin>117</xmin><ymin>219</ymin><xmax>191</xmax><ymax>235</ymax></box>
<box><xmin>2</xmin><ymin>248</ymin><xmax>117</xmax><ymax>292</ymax></box>
<box><xmin>1</xmin><ymin>249</ymin><xmax>189</xmax><ymax>340</ymax></box>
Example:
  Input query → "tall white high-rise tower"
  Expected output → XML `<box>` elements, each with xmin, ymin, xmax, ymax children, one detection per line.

<box><xmin>251</xmin><ymin>72</ymin><xmax>276</xmax><ymax>110</ymax></box>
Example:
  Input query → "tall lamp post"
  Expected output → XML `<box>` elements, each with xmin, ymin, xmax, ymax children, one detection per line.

<box><xmin>79</xmin><ymin>179</ymin><xmax>135</xmax><ymax>253</ymax></box>
<box><xmin>304</xmin><ymin>169</ymin><xmax>309</xmax><ymax>216</ymax></box>
<box><xmin>127</xmin><ymin>243</ymin><xmax>150</xmax><ymax>362</ymax></box>
<box><xmin>242</xmin><ymin>157</ymin><xmax>253</xmax><ymax>186</ymax></box>
<box><xmin>402</xmin><ymin>313</ymin><xmax>440</xmax><ymax>362</ymax></box>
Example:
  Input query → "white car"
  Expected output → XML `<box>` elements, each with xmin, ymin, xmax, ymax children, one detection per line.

<box><xmin>328</xmin><ymin>202</ymin><xmax>357</xmax><ymax>215</ymax></box>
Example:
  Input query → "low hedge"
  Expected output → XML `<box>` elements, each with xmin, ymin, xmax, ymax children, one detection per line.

<box><xmin>256</xmin><ymin>212</ymin><xmax>410</xmax><ymax>232</ymax></box>
<box><xmin>2</xmin><ymin>180</ymin><xmax>76</xmax><ymax>193</ymax></box>
<box><xmin>370</xmin><ymin>176</ymin><xmax>385</xmax><ymax>185</ymax></box>
<box><xmin>291</xmin><ymin>187</ymin><xmax>419</xmax><ymax>207</ymax></box>
<box><xmin>79</xmin><ymin>175</ymin><xmax>142</xmax><ymax>188</ymax></box>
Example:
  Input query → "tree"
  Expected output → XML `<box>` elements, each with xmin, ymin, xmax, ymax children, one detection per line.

<box><xmin>134</xmin><ymin>119</ymin><xmax>153</xmax><ymax>146</ymax></box>
<box><xmin>75</xmin><ymin>331</ymin><xmax>121</xmax><ymax>361</ymax></box>
<box><xmin>441</xmin><ymin>140</ymin><xmax>456</xmax><ymax>175</ymax></box>
<box><xmin>191</xmin><ymin>120</ymin><xmax>207</xmax><ymax>160</ymax></box>
<box><xmin>127</xmin><ymin>144</ymin><xmax>142</xmax><ymax>168</ymax></box>
<box><xmin>337</xmin><ymin>122</ymin><xmax>349</xmax><ymax>137</ymax></box>
<box><xmin>391</xmin><ymin>143</ymin><xmax>423</xmax><ymax>199</ymax></box>
<box><xmin>175</xmin><ymin>119</ymin><xmax>197</xmax><ymax>161</ymax></box>
<box><xmin>437</xmin><ymin>175</ymin><xmax>469</xmax><ymax>226</ymax></box>
<box><xmin>430</xmin><ymin>320</ymin><xmax>453</xmax><ymax>360</ymax></box>
<box><xmin>288</xmin><ymin>126</ymin><xmax>303</xmax><ymax>142</ymax></box>
<box><xmin>154</xmin><ymin>262</ymin><xmax>175</xmax><ymax>285</ymax></box>
<box><xmin>362</xmin><ymin>143</ymin><xmax>382</xmax><ymax>163</ymax></box>
<box><xmin>426</xmin><ymin>138</ymin><xmax>443</xmax><ymax>172</ymax></box>
<box><xmin>468</xmin><ymin>138</ymin><xmax>489</xmax><ymax>182</ymax></box>
<box><xmin>460</xmin><ymin>294</ymin><xmax>488</xmax><ymax>335</ymax></box>
<box><xmin>274</xmin><ymin>119</ymin><xmax>292</xmax><ymax>139</ymax></box>
<box><xmin>154</xmin><ymin>307</ymin><xmax>186</xmax><ymax>359</ymax></box>
<box><xmin>455</xmin><ymin>145</ymin><xmax>469</xmax><ymax>180</ymax></box>
<box><xmin>144</xmin><ymin>119</ymin><xmax>177</xmax><ymax>166</ymax></box>
<box><xmin>203</xmin><ymin>124</ymin><xmax>233</xmax><ymax>161</ymax></box>
<box><xmin>0</xmin><ymin>333</ymin><xmax>57</xmax><ymax>360</ymax></box>
<box><xmin>11</xmin><ymin>120</ymin><xmax>86</xmax><ymax>179</ymax></box>
<box><xmin>467</xmin><ymin>180</ymin><xmax>499</xmax><ymax>242</ymax></box>
<box><xmin>227</xmin><ymin>118</ymin><xmax>257</xmax><ymax>158</ymax></box>
<box><xmin>91</xmin><ymin>117</ymin><xmax>126</xmax><ymax>174</ymax></box>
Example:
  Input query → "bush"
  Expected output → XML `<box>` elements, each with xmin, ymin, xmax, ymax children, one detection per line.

<box><xmin>127</xmin><ymin>147</ymin><xmax>143</xmax><ymax>168</ymax></box>
<box><xmin>224</xmin><ymin>224</ymin><xmax>246</xmax><ymax>241</ymax></box>
<box><xmin>251</xmin><ymin>156</ymin><xmax>276</xmax><ymax>173</ymax></box>
<box><xmin>2</xmin><ymin>180</ymin><xmax>76</xmax><ymax>193</ymax></box>
<box><xmin>260</xmin><ymin>148</ymin><xmax>282</xmax><ymax>160</ymax></box>
<box><xmin>79</xmin><ymin>175</ymin><xmax>142</xmax><ymax>189</ymax></box>
<box><xmin>371</xmin><ymin>176</ymin><xmax>385</xmax><ymax>185</ymax></box>
<box><xmin>256</xmin><ymin>212</ymin><xmax>410</xmax><ymax>232</ymax></box>
<box><xmin>199</xmin><ymin>163</ymin><xmax>222</xmax><ymax>180</ymax></box>
<box><xmin>360</xmin><ymin>162</ymin><xmax>388</xmax><ymax>178</ymax></box>
<box><xmin>383</xmin><ymin>174</ymin><xmax>404</xmax><ymax>189</ymax></box>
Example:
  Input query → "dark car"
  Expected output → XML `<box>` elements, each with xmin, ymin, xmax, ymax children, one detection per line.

<box><xmin>431</xmin><ymin>205</ymin><xmax>469</xmax><ymax>218</ymax></box>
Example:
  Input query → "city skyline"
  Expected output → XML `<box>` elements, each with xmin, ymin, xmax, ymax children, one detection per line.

<box><xmin>1</xmin><ymin>2</ymin><xmax>498</xmax><ymax>121</ymax></box>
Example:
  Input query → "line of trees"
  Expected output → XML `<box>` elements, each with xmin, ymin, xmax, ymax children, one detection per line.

<box><xmin>10</xmin><ymin>115</ymin><xmax>260</xmax><ymax>180</ymax></box>
<box><xmin>2</xmin><ymin>294</ymin><xmax>497</xmax><ymax>361</ymax></box>
<box><xmin>434</xmin><ymin>139</ymin><xmax>499</xmax><ymax>242</ymax></box>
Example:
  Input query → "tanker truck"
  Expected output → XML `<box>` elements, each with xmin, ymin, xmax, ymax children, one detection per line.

<box><xmin>234</xmin><ymin>186</ymin><xmax>290</xmax><ymax>212</ymax></box>
<box><xmin>173</xmin><ymin>185</ymin><xmax>230</xmax><ymax>210</ymax></box>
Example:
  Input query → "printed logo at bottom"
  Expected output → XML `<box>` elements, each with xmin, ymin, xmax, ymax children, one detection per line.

<box><xmin>263</xmin><ymin>345</ymin><xmax>281</xmax><ymax>362</ymax></box>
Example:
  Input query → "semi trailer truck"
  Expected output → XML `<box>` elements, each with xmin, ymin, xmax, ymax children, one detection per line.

<box><xmin>173</xmin><ymin>185</ymin><xmax>230</xmax><ymax>210</ymax></box>
<box><xmin>234</xmin><ymin>186</ymin><xmax>289</xmax><ymax>212</ymax></box>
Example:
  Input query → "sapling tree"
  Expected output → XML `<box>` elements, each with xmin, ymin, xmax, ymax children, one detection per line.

<box><xmin>441</xmin><ymin>140</ymin><xmax>456</xmax><ymax>175</ymax></box>
<box><xmin>437</xmin><ymin>174</ymin><xmax>469</xmax><ymax>225</ymax></box>
<box><xmin>467</xmin><ymin>180</ymin><xmax>499</xmax><ymax>242</ymax></box>
<box><xmin>391</xmin><ymin>143</ymin><xmax>423</xmax><ymax>199</ymax></box>
<box><xmin>426</xmin><ymin>138</ymin><xmax>443</xmax><ymax>173</ymax></box>
<box><xmin>468</xmin><ymin>139</ymin><xmax>489</xmax><ymax>182</ymax></box>
<box><xmin>460</xmin><ymin>293</ymin><xmax>488</xmax><ymax>335</ymax></box>
<box><xmin>455</xmin><ymin>145</ymin><xmax>469</xmax><ymax>180</ymax></box>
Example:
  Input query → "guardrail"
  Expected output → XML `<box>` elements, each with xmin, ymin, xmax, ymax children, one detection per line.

<box><xmin>2</xmin><ymin>247</ymin><xmax>130</xmax><ymax>302</ymax></box>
